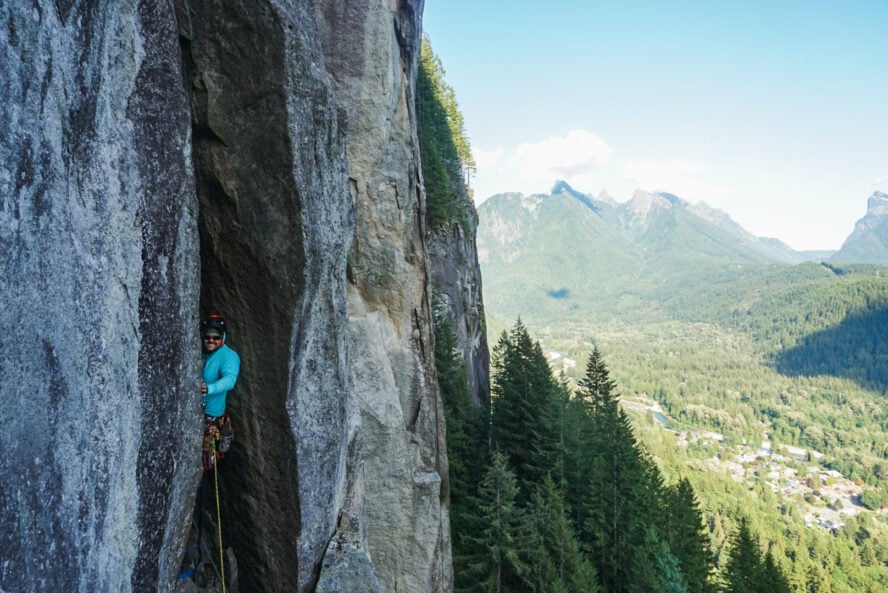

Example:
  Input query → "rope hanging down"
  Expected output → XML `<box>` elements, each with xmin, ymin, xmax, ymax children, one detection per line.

<box><xmin>213</xmin><ymin>434</ymin><xmax>226</xmax><ymax>593</ymax></box>
<box><xmin>179</xmin><ymin>429</ymin><xmax>227</xmax><ymax>590</ymax></box>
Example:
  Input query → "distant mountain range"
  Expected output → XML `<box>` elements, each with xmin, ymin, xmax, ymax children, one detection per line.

<box><xmin>480</xmin><ymin>181</ymin><xmax>888</xmax><ymax>266</ymax></box>
<box><xmin>476</xmin><ymin>181</ymin><xmax>888</xmax><ymax>325</ymax></box>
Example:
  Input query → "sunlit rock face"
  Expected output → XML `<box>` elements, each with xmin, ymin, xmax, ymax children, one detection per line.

<box><xmin>830</xmin><ymin>191</ymin><xmax>888</xmax><ymax>264</ymax></box>
<box><xmin>2</xmin><ymin>1</ymin><xmax>467</xmax><ymax>592</ymax></box>
<box><xmin>315</xmin><ymin>1</ymin><xmax>453</xmax><ymax>592</ymax></box>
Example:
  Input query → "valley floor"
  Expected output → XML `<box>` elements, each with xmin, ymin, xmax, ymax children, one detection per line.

<box><xmin>622</xmin><ymin>397</ymin><xmax>884</xmax><ymax>532</ymax></box>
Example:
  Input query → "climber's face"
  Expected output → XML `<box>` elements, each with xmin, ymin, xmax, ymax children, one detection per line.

<box><xmin>203</xmin><ymin>333</ymin><xmax>223</xmax><ymax>353</ymax></box>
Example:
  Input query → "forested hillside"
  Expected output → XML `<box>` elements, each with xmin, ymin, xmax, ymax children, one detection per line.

<box><xmin>478</xmin><ymin>188</ymin><xmax>888</xmax><ymax>487</ymax></box>
<box><xmin>435</xmin><ymin>319</ymin><xmax>832</xmax><ymax>593</ymax></box>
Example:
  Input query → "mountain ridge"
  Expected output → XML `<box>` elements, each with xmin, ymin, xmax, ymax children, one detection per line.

<box><xmin>492</xmin><ymin>180</ymin><xmax>823</xmax><ymax>265</ymax></box>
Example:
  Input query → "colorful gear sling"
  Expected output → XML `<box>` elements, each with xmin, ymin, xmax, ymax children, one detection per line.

<box><xmin>202</xmin><ymin>413</ymin><xmax>232</xmax><ymax>472</ymax></box>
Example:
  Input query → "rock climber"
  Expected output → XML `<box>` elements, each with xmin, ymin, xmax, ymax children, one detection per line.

<box><xmin>201</xmin><ymin>314</ymin><xmax>240</xmax><ymax>469</ymax></box>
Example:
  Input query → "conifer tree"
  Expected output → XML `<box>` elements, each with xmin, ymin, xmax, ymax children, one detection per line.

<box><xmin>761</xmin><ymin>551</ymin><xmax>791</xmax><ymax>593</ymax></box>
<box><xmin>657</xmin><ymin>549</ymin><xmax>691</xmax><ymax>593</ymax></box>
<box><xmin>721</xmin><ymin>518</ymin><xmax>777</xmax><ymax>593</ymax></box>
<box><xmin>469</xmin><ymin>329</ymin><xmax>723</xmax><ymax>593</ymax></box>
<box><xmin>580</xmin><ymin>347</ymin><xmax>664</xmax><ymax>593</ymax></box>
<box><xmin>465</xmin><ymin>452</ymin><xmax>527</xmax><ymax>593</ymax></box>
<box><xmin>552</xmin><ymin>371</ymin><xmax>573</xmax><ymax>490</ymax></box>
<box><xmin>491</xmin><ymin>321</ymin><xmax>561</xmax><ymax>493</ymax></box>
<box><xmin>562</xmin><ymin>386</ymin><xmax>591</xmax><ymax>529</ymax></box>
<box><xmin>719</xmin><ymin>519</ymin><xmax>795</xmax><ymax>593</ymax></box>
<box><xmin>434</xmin><ymin>301</ymin><xmax>488</xmax><ymax>500</ymax></box>
<box><xmin>579</xmin><ymin>347</ymin><xmax>619</xmax><ymax>417</ymax></box>
<box><xmin>666</xmin><ymin>478</ymin><xmax>713</xmax><ymax>593</ymax></box>
<box><xmin>523</xmin><ymin>477</ymin><xmax>601</xmax><ymax>593</ymax></box>
<box><xmin>433</xmin><ymin>302</ymin><xmax>489</xmax><ymax>590</ymax></box>
<box><xmin>631</xmin><ymin>527</ymin><xmax>689</xmax><ymax>593</ymax></box>
<box><xmin>805</xmin><ymin>564</ymin><xmax>831</xmax><ymax>593</ymax></box>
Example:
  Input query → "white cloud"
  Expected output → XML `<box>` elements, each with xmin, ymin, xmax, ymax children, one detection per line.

<box><xmin>472</xmin><ymin>146</ymin><xmax>504</xmax><ymax>168</ymax></box>
<box><xmin>468</xmin><ymin>131</ymin><xmax>737</xmax><ymax>207</ymax></box>
<box><xmin>469</xmin><ymin>129</ymin><xmax>615</xmax><ymax>202</ymax></box>
<box><xmin>875</xmin><ymin>174</ymin><xmax>888</xmax><ymax>191</ymax></box>
<box><xmin>506</xmin><ymin>129</ymin><xmax>613</xmax><ymax>184</ymax></box>
<box><xmin>620</xmin><ymin>158</ymin><xmax>736</xmax><ymax>203</ymax></box>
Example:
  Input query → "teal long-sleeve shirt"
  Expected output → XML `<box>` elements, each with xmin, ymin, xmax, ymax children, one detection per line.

<box><xmin>202</xmin><ymin>344</ymin><xmax>240</xmax><ymax>417</ymax></box>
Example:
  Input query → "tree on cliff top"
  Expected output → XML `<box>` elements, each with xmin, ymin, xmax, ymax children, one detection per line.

<box><xmin>418</xmin><ymin>36</ymin><xmax>475</xmax><ymax>230</ymax></box>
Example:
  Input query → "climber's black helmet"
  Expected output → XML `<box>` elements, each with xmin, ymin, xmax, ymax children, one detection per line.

<box><xmin>201</xmin><ymin>314</ymin><xmax>227</xmax><ymax>339</ymax></box>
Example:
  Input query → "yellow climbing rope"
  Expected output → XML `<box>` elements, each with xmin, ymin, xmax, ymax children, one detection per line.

<box><xmin>213</xmin><ymin>440</ymin><xmax>226</xmax><ymax>593</ymax></box>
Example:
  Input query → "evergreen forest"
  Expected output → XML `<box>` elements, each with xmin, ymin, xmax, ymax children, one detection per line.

<box><xmin>437</xmin><ymin>318</ymin><xmax>802</xmax><ymax>593</ymax></box>
<box><xmin>437</xmin><ymin>313</ymin><xmax>888</xmax><ymax>593</ymax></box>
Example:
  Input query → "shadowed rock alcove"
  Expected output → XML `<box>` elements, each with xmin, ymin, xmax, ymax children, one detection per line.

<box><xmin>182</xmin><ymin>4</ymin><xmax>303</xmax><ymax>591</ymax></box>
<box><xmin>175</xmin><ymin>0</ymin><xmax>353</xmax><ymax>590</ymax></box>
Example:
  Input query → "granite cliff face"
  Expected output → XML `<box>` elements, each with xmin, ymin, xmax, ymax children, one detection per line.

<box><xmin>1</xmin><ymin>4</ymin><xmax>199</xmax><ymax>592</ymax></box>
<box><xmin>315</xmin><ymin>2</ymin><xmax>452</xmax><ymax>592</ymax></box>
<box><xmin>1</xmin><ymin>1</ymin><xmax>483</xmax><ymax>592</ymax></box>
<box><xmin>427</xmin><ymin>200</ymin><xmax>490</xmax><ymax>409</ymax></box>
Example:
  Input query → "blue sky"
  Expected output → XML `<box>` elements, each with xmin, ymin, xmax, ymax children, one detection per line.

<box><xmin>423</xmin><ymin>1</ymin><xmax>888</xmax><ymax>251</ymax></box>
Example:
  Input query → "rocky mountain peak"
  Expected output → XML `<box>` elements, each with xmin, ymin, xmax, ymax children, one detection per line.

<box><xmin>551</xmin><ymin>180</ymin><xmax>600</xmax><ymax>213</ymax></box>
<box><xmin>866</xmin><ymin>191</ymin><xmax>888</xmax><ymax>217</ymax></box>
<box><xmin>624</xmin><ymin>189</ymin><xmax>675</xmax><ymax>218</ymax></box>
<box><xmin>551</xmin><ymin>179</ymin><xmax>576</xmax><ymax>195</ymax></box>
<box><xmin>654</xmin><ymin>191</ymin><xmax>688</xmax><ymax>207</ymax></box>
<box><xmin>849</xmin><ymin>191</ymin><xmax>888</xmax><ymax>236</ymax></box>
<box><xmin>820</xmin><ymin>192</ymin><xmax>888</xmax><ymax>264</ymax></box>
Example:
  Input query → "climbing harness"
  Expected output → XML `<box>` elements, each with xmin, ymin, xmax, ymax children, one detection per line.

<box><xmin>202</xmin><ymin>414</ymin><xmax>233</xmax><ymax>471</ymax></box>
<box><xmin>202</xmin><ymin>414</ymin><xmax>227</xmax><ymax>591</ymax></box>
<box><xmin>203</xmin><ymin>422</ymin><xmax>220</xmax><ymax>472</ymax></box>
